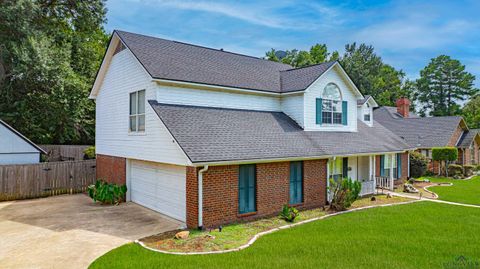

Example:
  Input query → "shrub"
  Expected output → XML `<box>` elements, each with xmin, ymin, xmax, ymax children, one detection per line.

<box><xmin>447</xmin><ymin>164</ymin><xmax>463</xmax><ymax>178</ymax></box>
<box><xmin>432</xmin><ymin>147</ymin><xmax>458</xmax><ymax>176</ymax></box>
<box><xmin>88</xmin><ymin>180</ymin><xmax>127</xmax><ymax>204</ymax></box>
<box><xmin>476</xmin><ymin>165</ymin><xmax>480</xmax><ymax>172</ymax></box>
<box><xmin>280</xmin><ymin>205</ymin><xmax>299</xmax><ymax>222</ymax></box>
<box><xmin>464</xmin><ymin>165</ymin><xmax>475</xmax><ymax>177</ymax></box>
<box><xmin>410</xmin><ymin>152</ymin><xmax>428</xmax><ymax>178</ymax></box>
<box><xmin>329</xmin><ymin>177</ymin><xmax>361</xmax><ymax>211</ymax></box>
<box><xmin>83</xmin><ymin>146</ymin><xmax>96</xmax><ymax>160</ymax></box>
<box><xmin>425</xmin><ymin>170</ymin><xmax>435</xmax><ymax>176</ymax></box>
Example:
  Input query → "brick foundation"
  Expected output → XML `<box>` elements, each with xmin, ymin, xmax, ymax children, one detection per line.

<box><xmin>96</xmin><ymin>154</ymin><xmax>126</xmax><ymax>185</ymax></box>
<box><xmin>186</xmin><ymin>160</ymin><xmax>327</xmax><ymax>229</ymax></box>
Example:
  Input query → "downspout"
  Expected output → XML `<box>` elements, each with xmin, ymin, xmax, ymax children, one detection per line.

<box><xmin>198</xmin><ymin>165</ymin><xmax>209</xmax><ymax>229</ymax></box>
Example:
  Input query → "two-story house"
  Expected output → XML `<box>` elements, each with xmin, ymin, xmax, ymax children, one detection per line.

<box><xmin>90</xmin><ymin>30</ymin><xmax>412</xmax><ymax>229</ymax></box>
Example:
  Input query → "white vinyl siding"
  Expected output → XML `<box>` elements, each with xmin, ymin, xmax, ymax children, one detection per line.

<box><xmin>281</xmin><ymin>94</ymin><xmax>304</xmax><ymax>127</ymax></box>
<box><xmin>130</xmin><ymin>160</ymin><xmax>186</xmax><ymax>222</ymax></box>
<box><xmin>95</xmin><ymin>49</ymin><xmax>190</xmax><ymax>166</ymax></box>
<box><xmin>155</xmin><ymin>85</ymin><xmax>281</xmax><ymax>112</ymax></box>
<box><xmin>304</xmin><ymin>66</ymin><xmax>358</xmax><ymax>132</ymax></box>
<box><xmin>0</xmin><ymin>122</ymin><xmax>41</xmax><ymax>165</ymax></box>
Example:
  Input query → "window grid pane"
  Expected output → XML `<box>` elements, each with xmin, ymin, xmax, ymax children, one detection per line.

<box><xmin>137</xmin><ymin>90</ymin><xmax>145</xmax><ymax>114</ymax></box>
<box><xmin>129</xmin><ymin>115</ymin><xmax>137</xmax><ymax>132</ymax></box>
<box><xmin>138</xmin><ymin>115</ymin><xmax>145</xmax><ymax>131</ymax></box>
<box><xmin>333</xmin><ymin>112</ymin><xmax>342</xmax><ymax>124</ymax></box>
<box><xmin>130</xmin><ymin>92</ymin><xmax>137</xmax><ymax>115</ymax></box>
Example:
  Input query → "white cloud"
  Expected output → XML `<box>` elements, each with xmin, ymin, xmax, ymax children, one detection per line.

<box><xmin>127</xmin><ymin>0</ymin><xmax>340</xmax><ymax>30</ymax></box>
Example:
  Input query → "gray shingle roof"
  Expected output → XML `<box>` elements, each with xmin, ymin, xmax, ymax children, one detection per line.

<box><xmin>357</xmin><ymin>95</ymin><xmax>371</xmax><ymax>105</ymax></box>
<box><xmin>373</xmin><ymin>107</ymin><xmax>463</xmax><ymax>148</ymax></box>
<box><xmin>150</xmin><ymin>101</ymin><xmax>411</xmax><ymax>163</ymax></box>
<box><xmin>115</xmin><ymin>30</ymin><xmax>336</xmax><ymax>93</ymax></box>
<box><xmin>280</xmin><ymin>62</ymin><xmax>336</xmax><ymax>92</ymax></box>
<box><xmin>458</xmin><ymin>129</ymin><xmax>480</xmax><ymax>148</ymax></box>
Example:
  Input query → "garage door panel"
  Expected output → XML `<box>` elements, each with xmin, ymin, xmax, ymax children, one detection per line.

<box><xmin>130</xmin><ymin>160</ymin><xmax>186</xmax><ymax>222</ymax></box>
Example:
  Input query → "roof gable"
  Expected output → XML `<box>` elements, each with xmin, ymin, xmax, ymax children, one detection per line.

<box><xmin>0</xmin><ymin>119</ymin><xmax>46</xmax><ymax>154</ymax></box>
<box><xmin>91</xmin><ymin>31</ymin><xmax>367</xmax><ymax>97</ymax></box>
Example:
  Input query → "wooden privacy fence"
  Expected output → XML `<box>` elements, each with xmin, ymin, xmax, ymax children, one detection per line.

<box><xmin>0</xmin><ymin>159</ymin><xmax>96</xmax><ymax>201</ymax></box>
<box><xmin>39</xmin><ymin>144</ymin><xmax>92</xmax><ymax>161</ymax></box>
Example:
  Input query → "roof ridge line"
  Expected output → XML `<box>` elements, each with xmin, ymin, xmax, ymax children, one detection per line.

<box><xmin>114</xmin><ymin>29</ymin><xmax>293</xmax><ymax>68</ymax></box>
<box><xmin>280</xmin><ymin>61</ymin><xmax>337</xmax><ymax>72</ymax></box>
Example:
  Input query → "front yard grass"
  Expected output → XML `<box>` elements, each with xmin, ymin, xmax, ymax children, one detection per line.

<box><xmin>416</xmin><ymin>175</ymin><xmax>480</xmax><ymax>205</ymax></box>
<box><xmin>139</xmin><ymin>195</ymin><xmax>411</xmax><ymax>253</ymax></box>
<box><xmin>90</xmin><ymin>201</ymin><xmax>480</xmax><ymax>269</ymax></box>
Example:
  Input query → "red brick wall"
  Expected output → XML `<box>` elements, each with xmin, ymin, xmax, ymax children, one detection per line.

<box><xmin>186</xmin><ymin>160</ymin><xmax>328</xmax><ymax>229</ymax></box>
<box><xmin>96</xmin><ymin>154</ymin><xmax>126</xmax><ymax>185</ymax></box>
<box><xmin>186</xmin><ymin>166</ymin><xmax>198</xmax><ymax>229</ymax></box>
<box><xmin>448</xmin><ymin>125</ymin><xmax>464</xmax><ymax>147</ymax></box>
<box><xmin>474</xmin><ymin>141</ymin><xmax>479</xmax><ymax>164</ymax></box>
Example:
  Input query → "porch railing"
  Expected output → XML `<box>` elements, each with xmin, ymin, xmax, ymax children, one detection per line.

<box><xmin>359</xmin><ymin>179</ymin><xmax>375</xmax><ymax>196</ymax></box>
<box><xmin>375</xmin><ymin>176</ymin><xmax>393</xmax><ymax>191</ymax></box>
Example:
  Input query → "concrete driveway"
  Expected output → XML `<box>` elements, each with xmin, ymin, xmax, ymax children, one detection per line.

<box><xmin>0</xmin><ymin>194</ymin><xmax>183</xmax><ymax>269</ymax></box>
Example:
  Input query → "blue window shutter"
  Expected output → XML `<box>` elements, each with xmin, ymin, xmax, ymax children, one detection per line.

<box><xmin>342</xmin><ymin>157</ymin><xmax>348</xmax><ymax>179</ymax></box>
<box><xmin>289</xmin><ymin>161</ymin><xmax>303</xmax><ymax>204</ymax></box>
<box><xmin>239</xmin><ymin>164</ymin><xmax>256</xmax><ymax>214</ymax></box>
<box><xmin>380</xmin><ymin>155</ymin><xmax>385</xmax><ymax>177</ymax></box>
<box><xmin>316</xmin><ymin>98</ymin><xmax>322</xmax><ymax>124</ymax></box>
<box><xmin>342</xmin><ymin>101</ymin><xmax>348</xmax><ymax>125</ymax></box>
<box><xmin>397</xmin><ymin>154</ymin><xmax>402</xmax><ymax>178</ymax></box>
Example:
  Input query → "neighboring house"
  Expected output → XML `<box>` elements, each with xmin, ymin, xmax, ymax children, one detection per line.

<box><xmin>374</xmin><ymin>98</ymin><xmax>480</xmax><ymax>171</ymax></box>
<box><xmin>457</xmin><ymin>129</ymin><xmax>480</xmax><ymax>166</ymax></box>
<box><xmin>0</xmin><ymin>119</ymin><xmax>46</xmax><ymax>165</ymax></box>
<box><xmin>90</xmin><ymin>30</ymin><xmax>412</xmax><ymax>229</ymax></box>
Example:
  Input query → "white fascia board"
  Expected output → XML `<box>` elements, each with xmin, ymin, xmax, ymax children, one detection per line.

<box><xmin>191</xmin><ymin>149</ymin><xmax>416</xmax><ymax>167</ymax></box>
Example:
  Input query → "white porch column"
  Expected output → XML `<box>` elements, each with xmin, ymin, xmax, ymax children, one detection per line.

<box><xmin>368</xmin><ymin>155</ymin><xmax>373</xmax><ymax>180</ymax></box>
<box><xmin>390</xmin><ymin>154</ymin><xmax>394</xmax><ymax>190</ymax></box>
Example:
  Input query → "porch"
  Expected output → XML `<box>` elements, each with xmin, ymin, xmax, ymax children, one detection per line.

<box><xmin>326</xmin><ymin>153</ymin><xmax>403</xmax><ymax>198</ymax></box>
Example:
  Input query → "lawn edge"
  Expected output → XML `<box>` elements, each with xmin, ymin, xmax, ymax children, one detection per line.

<box><xmin>135</xmin><ymin>199</ymin><xmax>422</xmax><ymax>256</ymax></box>
<box><xmin>423</xmin><ymin>183</ymin><xmax>452</xmax><ymax>198</ymax></box>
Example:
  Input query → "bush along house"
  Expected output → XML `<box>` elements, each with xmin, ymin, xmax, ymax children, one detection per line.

<box><xmin>374</xmin><ymin>98</ymin><xmax>480</xmax><ymax>173</ymax></box>
<box><xmin>90</xmin><ymin>30</ymin><xmax>412</xmax><ymax>229</ymax></box>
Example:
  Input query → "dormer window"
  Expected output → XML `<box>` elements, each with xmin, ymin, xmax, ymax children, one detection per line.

<box><xmin>316</xmin><ymin>83</ymin><xmax>347</xmax><ymax>125</ymax></box>
<box><xmin>364</xmin><ymin>103</ymin><xmax>371</xmax><ymax>121</ymax></box>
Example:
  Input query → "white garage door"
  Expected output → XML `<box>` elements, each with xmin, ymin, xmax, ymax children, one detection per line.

<box><xmin>130</xmin><ymin>160</ymin><xmax>186</xmax><ymax>222</ymax></box>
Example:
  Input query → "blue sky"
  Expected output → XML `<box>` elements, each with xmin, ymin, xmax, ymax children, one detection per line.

<box><xmin>106</xmin><ymin>0</ymin><xmax>480</xmax><ymax>87</ymax></box>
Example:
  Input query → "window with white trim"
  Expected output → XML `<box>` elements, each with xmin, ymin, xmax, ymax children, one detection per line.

<box><xmin>321</xmin><ymin>83</ymin><xmax>342</xmax><ymax>124</ymax></box>
<box><xmin>364</xmin><ymin>103</ymin><xmax>371</xmax><ymax>121</ymax></box>
<box><xmin>129</xmin><ymin>90</ymin><xmax>145</xmax><ymax>132</ymax></box>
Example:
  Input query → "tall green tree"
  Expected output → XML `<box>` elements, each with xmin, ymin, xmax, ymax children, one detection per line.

<box><xmin>462</xmin><ymin>95</ymin><xmax>480</xmax><ymax>129</ymax></box>
<box><xmin>415</xmin><ymin>55</ymin><xmax>478</xmax><ymax>116</ymax></box>
<box><xmin>265</xmin><ymin>43</ymin><xmax>338</xmax><ymax>68</ymax></box>
<box><xmin>0</xmin><ymin>0</ymin><xmax>108</xmax><ymax>144</ymax></box>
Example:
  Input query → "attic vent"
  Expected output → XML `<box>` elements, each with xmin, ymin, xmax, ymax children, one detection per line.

<box><xmin>113</xmin><ymin>42</ymin><xmax>126</xmax><ymax>56</ymax></box>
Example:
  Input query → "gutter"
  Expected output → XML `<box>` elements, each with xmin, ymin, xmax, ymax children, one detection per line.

<box><xmin>191</xmin><ymin>149</ymin><xmax>417</xmax><ymax>167</ymax></box>
<box><xmin>198</xmin><ymin>165</ymin><xmax>209</xmax><ymax>229</ymax></box>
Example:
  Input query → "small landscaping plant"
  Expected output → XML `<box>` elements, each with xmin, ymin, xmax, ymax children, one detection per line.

<box><xmin>447</xmin><ymin>164</ymin><xmax>463</xmax><ymax>179</ymax></box>
<box><xmin>83</xmin><ymin>146</ymin><xmax>96</xmax><ymax>160</ymax></box>
<box><xmin>88</xmin><ymin>179</ymin><xmax>127</xmax><ymax>204</ymax></box>
<box><xmin>329</xmin><ymin>177</ymin><xmax>361</xmax><ymax>211</ymax></box>
<box><xmin>280</xmin><ymin>205</ymin><xmax>299</xmax><ymax>222</ymax></box>
<box><xmin>409</xmin><ymin>151</ymin><xmax>428</xmax><ymax>178</ymax></box>
<box><xmin>463</xmin><ymin>165</ymin><xmax>475</xmax><ymax>177</ymax></box>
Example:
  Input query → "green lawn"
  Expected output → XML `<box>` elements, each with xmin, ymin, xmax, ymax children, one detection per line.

<box><xmin>90</xmin><ymin>202</ymin><xmax>480</xmax><ymax>269</ymax></box>
<box><xmin>419</xmin><ymin>176</ymin><xmax>480</xmax><ymax>205</ymax></box>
